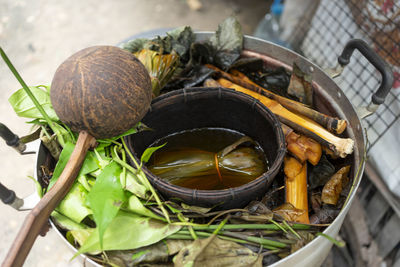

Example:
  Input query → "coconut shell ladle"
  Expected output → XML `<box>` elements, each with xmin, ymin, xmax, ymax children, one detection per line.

<box><xmin>3</xmin><ymin>46</ymin><xmax>152</xmax><ymax>267</ymax></box>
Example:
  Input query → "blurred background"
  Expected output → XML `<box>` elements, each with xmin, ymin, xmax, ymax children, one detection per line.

<box><xmin>0</xmin><ymin>0</ymin><xmax>267</xmax><ymax>265</ymax></box>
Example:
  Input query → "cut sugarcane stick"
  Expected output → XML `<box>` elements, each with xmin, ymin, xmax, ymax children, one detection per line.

<box><xmin>214</xmin><ymin>78</ymin><xmax>354</xmax><ymax>158</ymax></box>
<box><xmin>284</xmin><ymin>156</ymin><xmax>310</xmax><ymax>224</ymax></box>
<box><xmin>206</xmin><ymin>64</ymin><xmax>347</xmax><ymax>135</ymax></box>
<box><xmin>281</xmin><ymin>124</ymin><xmax>322</xmax><ymax>166</ymax></box>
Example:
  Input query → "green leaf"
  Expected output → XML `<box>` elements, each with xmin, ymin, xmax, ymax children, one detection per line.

<box><xmin>87</xmin><ymin>161</ymin><xmax>126</xmax><ymax>249</ymax></box>
<box><xmin>77</xmin><ymin>211</ymin><xmax>181</xmax><ymax>253</ymax></box>
<box><xmin>126</xmin><ymin>195</ymin><xmax>165</xmax><ymax>221</ymax></box>
<box><xmin>8</xmin><ymin>86</ymin><xmax>59</xmax><ymax>121</ymax></box>
<box><xmin>141</xmin><ymin>143</ymin><xmax>166</xmax><ymax>163</ymax></box>
<box><xmin>48</xmin><ymin>143</ymin><xmax>100</xmax><ymax>189</ymax></box>
<box><xmin>56</xmin><ymin>182</ymin><xmax>92</xmax><ymax>224</ymax></box>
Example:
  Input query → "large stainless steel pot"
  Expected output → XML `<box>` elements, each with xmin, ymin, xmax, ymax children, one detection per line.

<box><xmin>3</xmin><ymin>33</ymin><xmax>393</xmax><ymax>266</ymax></box>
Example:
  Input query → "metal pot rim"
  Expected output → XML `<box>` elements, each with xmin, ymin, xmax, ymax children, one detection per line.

<box><xmin>43</xmin><ymin>32</ymin><xmax>367</xmax><ymax>267</ymax></box>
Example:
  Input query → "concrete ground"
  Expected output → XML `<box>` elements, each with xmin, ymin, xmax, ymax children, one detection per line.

<box><xmin>0</xmin><ymin>0</ymin><xmax>267</xmax><ymax>266</ymax></box>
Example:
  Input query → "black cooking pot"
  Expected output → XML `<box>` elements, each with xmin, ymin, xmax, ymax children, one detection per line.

<box><xmin>126</xmin><ymin>87</ymin><xmax>286</xmax><ymax>209</ymax></box>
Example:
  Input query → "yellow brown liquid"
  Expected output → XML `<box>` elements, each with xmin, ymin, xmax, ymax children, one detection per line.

<box><xmin>146</xmin><ymin>128</ymin><xmax>268</xmax><ymax>190</ymax></box>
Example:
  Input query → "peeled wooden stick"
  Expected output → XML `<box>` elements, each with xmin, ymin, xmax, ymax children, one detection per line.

<box><xmin>214</xmin><ymin>78</ymin><xmax>354</xmax><ymax>158</ymax></box>
<box><xmin>206</xmin><ymin>64</ymin><xmax>347</xmax><ymax>134</ymax></box>
<box><xmin>284</xmin><ymin>156</ymin><xmax>310</xmax><ymax>224</ymax></box>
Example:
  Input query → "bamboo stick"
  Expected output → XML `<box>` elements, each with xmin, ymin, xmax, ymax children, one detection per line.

<box><xmin>206</xmin><ymin>64</ymin><xmax>347</xmax><ymax>135</ymax></box>
<box><xmin>214</xmin><ymin>78</ymin><xmax>354</xmax><ymax>158</ymax></box>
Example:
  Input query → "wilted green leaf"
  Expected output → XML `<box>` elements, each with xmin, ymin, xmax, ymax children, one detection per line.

<box><xmin>126</xmin><ymin>195</ymin><xmax>164</xmax><ymax>221</ymax></box>
<box><xmin>131</xmin><ymin>250</ymin><xmax>151</xmax><ymax>261</ymax></box>
<box><xmin>309</xmin><ymin>155</ymin><xmax>335</xmax><ymax>189</ymax></box>
<box><xmin>78</xmin><ymin>175</ymin><xmax>93</xmax><ymax>192</ymax></box>
<box><xmin>48</xmin><ymin>143</ymin><xmax>100</xmax><ymax>189</ymax></box>
<box><xmin>180</xmin><ymin>203</ymin><xmax>212</xmax><ymax>214</ymax></box>
<box><xmin>77</xmin><ymin>211</ymin><xmax>181</xmax><ymax>253</ymax></box>
<box><xmin>8</xmin><ymin>86</ymin><xmax>59</xmax><ymax>121</ymax></box>
<box><xmin>173</xmin><ymin>236</ymin><xmax>262</xmax><ymax>267</ymax></box>
<box><xmin>69</xmin><ymin>228</ymin><xmax>95</xmax><ymax>249</ymax></box>
<box><xmin>50</xmin><ymin>122</ymin><xmax>75</xmax><ymax>144</ymax></box>
<box><xmin>122</xmin><ymin>38</ymin><xmax>150</xmax><ymax>53</ymax></box>
<box><xmin>210</xmin><ymin>17</ymin><xmax>243</xmax><ymax>52</ymax></box>
<box><xmin>289</xmin><ymin>231</ymin><xmax>315</xmax><ymax>253</ymax></box>
<box><xmin>51</xmin><ymin>211</ymin><xmax>88</xmax><ymax>231</ymax></box>
<box><xmin>287</xmin><ymin>63</ymin><xmax>313</xmax><ymax>106</ymax></box>
<box><xmin>239</xmin><ymin>201</ymin><xmax>274</xmax><ymax>223</ymax></box>
<box><xmin>87</xmin><ymin>161</ymin><xmax>126</xmax><ymax>249</ymax></box>
<box><xmin>233</xmin><ymin>64</ymin><xmax>291</xmax><ymax>98</ymax></box>
<box><xmin>209</xmin><ymin>16</ymin><xmax>243</xmax><ymax>70</ymax></box>
<box><xmin>123</xmin><ymin>171</ymin><xmax>148</xmax><ymax>198</ymax></box>
<box><xmin>107</xmin><ymin>239</ymin><xmax>192</xmax><ymax>266</ymax></box>
<box><xmin>121</xmin><ymin>26</ymin><xmax>194</xmax><ymax>64</ymax></box>
<box><xmin>166</xmin><ymin>26</ymin><xmax>195</xmax><ymax>59</ymax></box>
<box><xmin>56</xmin><ymin>182</ymin><xmax>92</xmax><ymax>224</ymax></box>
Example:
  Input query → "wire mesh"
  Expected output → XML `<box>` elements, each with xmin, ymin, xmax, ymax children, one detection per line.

<box><xmin>288</xmin><ymin>0</ymin><xmax>400</xmax><ymax>150</ymax></box>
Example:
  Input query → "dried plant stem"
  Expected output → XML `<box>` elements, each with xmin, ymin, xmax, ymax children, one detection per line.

<box><xmin>193</xmin><ymin>223</ymin><xmax>310</xmax><ymax>231</ymax></box>
<box><xmin>206</xmin><ymin>64</ymin><xmax>347</xmax><ymax>134</ymax></box>
<box><xmin>172</xmin><ymin>229</ymin><xmax>285</xmax><ymax>250</ymax></box>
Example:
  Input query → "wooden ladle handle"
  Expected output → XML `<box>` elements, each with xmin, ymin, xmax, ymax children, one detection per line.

<box><xmin>2</xmin><ymin>131</ymin><xmax>97</xmax><ymax>267</ymax></box>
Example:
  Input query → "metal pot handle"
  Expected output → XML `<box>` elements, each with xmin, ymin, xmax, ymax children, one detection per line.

<box><xmin>329</xmin><ymin>39</ymin><xmax>394</xmax><ymax>119</ymax></box>
<box><xmin>0</xmin><ymin>182</ymin><xmax>23</xmax><ymax>210</ymax></box>
<box><xmin>0</xmin><ymin>124</ymin><xmax>41</xmax><ymax>211</ymax></box>
<box><xmin>0</xmin><ymin>123</ymin><xmax>26</xmax><ymax>154</ymax></box>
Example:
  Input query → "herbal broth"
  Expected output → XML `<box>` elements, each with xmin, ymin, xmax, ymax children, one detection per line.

<box><xmin>146</xmin><ymin>127</ymin><xmax>269</xmax><ymax>190</ymax></box>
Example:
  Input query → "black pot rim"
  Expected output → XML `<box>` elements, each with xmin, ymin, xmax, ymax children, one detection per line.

<box><xmin>126</xmin><ymin>87</ymin><xmax>286</xmax><ymax>200</ymax></box>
